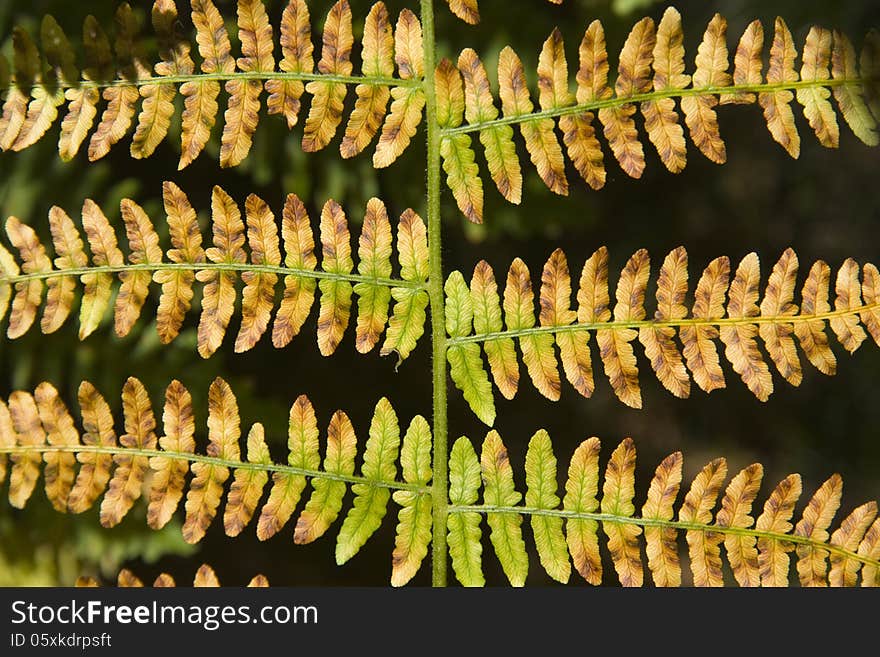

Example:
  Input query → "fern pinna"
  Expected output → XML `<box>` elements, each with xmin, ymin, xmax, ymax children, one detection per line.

<box><xmin>77</xmin><ymin>563</ymin><xmax>270</xmax><ymax>587</ymax></box>
<box><xmin>1</xmin><ymin>4</ymin><xmax>877</xmax><ymax>221</ymax></box>
<box><xmin>0</xmin><ymin>377</ymin><xmax>877</xmax><ymax>587</ymax></box>
<box><xmin>0</xmin><ymin>183</ymin><xmax>429</xmax><ymax>360</ymax></box>
<box><xmin>0</xmin><ymin>1</ymin><xmax>878</xmax><ymax>589</ymax></box>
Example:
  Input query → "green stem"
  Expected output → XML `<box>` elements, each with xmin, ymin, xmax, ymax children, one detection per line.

<box><xmin>449</xmin><ymin>504</ymin><xmax>880</xmax><ymax>570</ymax></box>
<box><xmin>421</xmin><ymin>0</ymin><xmax>449</xmax><ymax>588</ymax></box>
<box><xmin>0</xmin><ymin>445</ymin><xmax>429</xmax><ymax>494</ymax></box>
<box><xmin>446</xmin><ymin>302</ymin><xmax>880</xmax><ymax>346</ymax></box>
<box><xmin>440</xmin><ymin>78</ymin><xmax>871</xmax><ymax>136</ymax></box>
<box><xmin>9</xmin><ymin>71</ymin><xmax>421</xmax><ymax>93</ymax></box>
<box><xmin>0</xmin><ymin>262</ymin><xmax>425</xmax><ymax>290</ymax></box>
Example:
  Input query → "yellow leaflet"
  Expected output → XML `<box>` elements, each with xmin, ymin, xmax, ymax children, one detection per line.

<box><xmin>317</xmin><ymin>200</ymin><xmax>353</xmax><ymax>356</ymax></box>
<box><xmin>273</xmin><ymin>194</ymin><xmax>317</xmax><ymax>348</ymax></box>
<box><xmin>758</xmin><ymin>18</ymin><xmax>801</xmax><ymax>158</ymax></box>
<box><xmin>267</xmin><ymin>0</ymin><xmax>313</xmax><ymax>129</ymax></box>
<box><xmin>80</xmin><ymin>201</ymin><xmax>124</xmax><ymax>340</ymax></box>
<box><xmin>43</xmin><ymin>207</ymin><xmax>87</xmax><ymax>334</ymax></box>
<box><xmin>224</xmin><ymin>423</ymin><xmax>270</xmax><ymax>537</ymax></box>
<box><xmin>601</xmin><ymin>438</ymin><xmax>642</xmax><ymax>586</ymax></box>
<box><xmin>5</xmin><ymin>217</ymin><xmax>50</xmax><ymax>339</ymax></box>
<box><xmin>716</xmin><ymin>463</ymin><xmax>763</xmax><ymax>587</ymax></box>
<box><xmin>679</xmin><ymin>458</ymin><xmax>728</xmax><ymax>587</ymax></box>
<box><xmin>116</xmin><ymin>200</ymin><xmax>163</xmax><ymax>338</ymax></box>
<box><xmin>641</xmin><ymin>452</ymin><xmax>683</xmax><ymax>587</ymax></box>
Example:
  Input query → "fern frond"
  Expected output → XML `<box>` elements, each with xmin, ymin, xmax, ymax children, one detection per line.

<box><xmin>447</xmin><ymin>431</ymin><xmax>880</xmax><ymax>586</ymax></box>
<box><xmin>0</xmin><ymin>0</ymin><xmax>423</xmax><ymax>169</ymax></box>
<box><xmin>446</xmin><ymin>247</ymin><xmax>880</xmax><ymax>421</ymax></box>
<box><xmin>76</xmin><ymin>563</ymin><xmax>269</xmax><ymax>587</ymax></box>
<box><xmin>438</xmin><ymin>8</ymin><xmax>880</xmax><ymax>222</ymax></box>
<box><xmin>444</xmin><ymin>0</ymin><xmax>563</xmax><ymax>26</ymax></box>
<box><xmin>0</xmin><ymin>183</ymin><xmax>429</xmax><ymax>361</ymax></box>
<box><xmin>0</xmin><ymin>378</ymin><xmax>433</xmax><ymax>586</ymax></box>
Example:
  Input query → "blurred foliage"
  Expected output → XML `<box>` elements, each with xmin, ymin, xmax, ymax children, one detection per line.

<box><xmin>0</xmin><ymin>0</ymin><xmax>878</xmax><ymax>585</ymax></box>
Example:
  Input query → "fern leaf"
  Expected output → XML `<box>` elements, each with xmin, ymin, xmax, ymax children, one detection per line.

<box><xmin>447</xmin><ymin>436</ymin><xmax>484</xmax><ymax>587</ymax></box>
<box><xmin>448</xmin><ymin>246</ymin><xmax>880</xmax><ymax>423</ymax></box>
<box><xmin>148</xmin><ymin>380</ymin><xmax>195</xmax><ymax>531</ymax></box>
<box><xmin>481</xmin><ymin>430</ymin><xmax>528</xmax><ymax>586</ymax></box>
<box><xmin>34</xmin><ymin>383</ymin><xmax>78</xmax><ymax>513</ymax></box>
<box><xmin>182</xmin><ymin>377</ymin><xmax>239</xmax><ymax>543</ymax></box>
<box><xmin>391</xmin><ymin>415</ymin><xmax>433</xmax><ymax>586</ymax></box>
<box><xmin>5</xmin><ymin>216</ymin><xmax>51</xmax><ymax>339</ymax></box>
<box><xmin>563</xmin><ymin>437</ymin><xmax>602</xmax><ymax>584</ymax></box>
<box><xmin>44</xmin><ymin>207</ymin><xmax>87</xmax><ymax>334</ymax></box>
<box><xmin>116</xmin><ymin>200</ymin><xmax>163</xmax><ymax>338</ymax></box>
<box><xmin>505</xmin><ymin>259</ymin><xmax>560</xmax><ymax>401</ymax></box>
<box><xmin>758</xmin><ymin>18</ymin><xmax>801</xmax><ymax>158</ymax></box>
<box><xmin>716</xmin><ymin>463</ymin><xmax>763</xmax><ymax>587</ymax></box>
<box><xmin>1</xmin><ymin>184</ymin><xmax>429</xmax><ymax>359</ymax></box>
<box><xmin>317</xmin><ymin>200</ymin><xmax>354</xmax><ymax>356</ymax></box>
<box><xmin>79</xmin><ymin>200</ymin><xmax>124</xmax><ymax>340</ymax></box>
<box><xmin>525</xmin><ymin>430</ymin><xmax>570</xmax><ymax>583</ymax></box>
<box><xmin>436</xmin><ymin>59</ymin><xmax>483</xmax><ymax>223</ymax></box>
<box><xmin>67</xmin><ymin>382</ymin><xmax>116</xmax><ymax>514</ymax></box>
<box><xmin>797</xmin><ymin>27</ymin><xmax>839</xmax><ymax>148</ymax></box>
<box><xmin>642</xmin><ymin>8</ymin><xmax>688</xmax><ymax>173</ymax></box>
<box><xmin>354</xmin><ymin>198</ymin><xmax>393</xmax><ymax>353</ymax></box>
<box><xmin>235</xmin><ymin>194</ymin><xmax>280</xmax><ymax>353</ymax></box>
<box><xmin>257</xmin><ymin>395</ymin><xmax>319</xmax><ymax>541</ymax></box>
<box><xmin>832</xmin><ymin>31</ymin><xmax>879</xmax><ymax>147</ymax></box>
<box><xmin>373</xmin><ymin>10</ymin><xmax>425</xmax><ymax>168</ymax></box>
<box><xmin>829</xmin><ymin>502</ymin><xmax>878</xmax><ymax>586</ymax></box>
<box><xmin>302</xmin><ymin>0</ymin><xmax>353</xmax><ymax>153</ymax></box>
<box><xmin>794</xmin><ymin>473</ymin><xmax>843</xmax><ymax>586</ymax></box>
<box><xmin>601</xmin><ymin>438</ymin><xmax>642</xmax><ymax>586</ymax></box>
<box><xmin>266</xmin><ymin>0</ymin><xmax>312</xmax><ymax>130</ymax></box>
<box><xmin>641</xmin><ymin>452</ymin><xmax>683</xmax><ymax>587</ymax></box>
<box><xmin>459</xmin><ymin>49</ymin><xmax>522</xmax><ymax>204</ymax></box>
<box><xmin>756</xmin><ymin>474</ymin><xmax>802</xmax><ymax>586</ymax></box>
<box><xmin>381</xmin><ymin>210</ymin><xmax>429</xmax><ymax>360</ymax></box>
<box><xmin>6</xmin><ymin>392</ymin><xmax>44</xmax><ymax>509</ymax></box>
<box><xmin>721</xmin><ymin>19</ymin><xmax>763</xmax><ymax>106</ymax></box>
<box><xmin>295</xmin><ymin>410</ymin><xmax>356</xmax><ymax>544</ymax></box>
<box><xmin>197</xmin><ymin>186</ymin><xmax>247</xmax><ymax>358</ymax></box>
<box><xmin>101</xmin><ymin>377</ymin><xmax>156</xmax><ymax>528</ymax></box>
<box><xmin>679</xmin><ymin>458</ymin><xmax>728</xmax><ymax>587</ymax></box>
<box><xmin>155</xmin><ymin>181</ymin><xmax>205</xmax><ymax>344</ymax></box>
<box><xmin>272</xmin><ymin>193</ymin><xmax>316</xmax><ymax>348</ymax></box>
<box><xmin>597</xmin><ymin>17</ymin><xmax>654</xmax><ymax>179</ymax></box>
<box><xmin>336</xmin><ymin>397</ymin><xmax>400</xmax><ymax>564</ymax></box>
<box><xmin>447</xmin><ymin>431</ymin><xmax>880</xmax><ymax>586</ymax></box>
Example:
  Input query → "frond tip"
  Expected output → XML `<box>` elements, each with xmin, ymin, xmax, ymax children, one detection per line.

<box><xmin>0</xmin><ymin>183</ymin><xmax>429</xmax><ymax>362</ymax></box>
<box><xmin>0</xmin><ymin>0</ymin><xmax>424</xmax><ymax>169</ymax></box>
<box><xmin>446</xmin><ymin>246</ymin><xmax>880</xmax><ymax>422</ymax></box>
<box><xmin>447</xmin><ymin>431</ymin><xmax>880</xmax><ymax>587</ymax></box>
<box><xmin>0</xmin><ymin>378</ymin><xmax>433</xmax><ymax>587</ymax></box>
<box><xmin>76</xmin><ymin>563</ymin><xmax>269</xmax><ymax>587</ymax></box>
<box><xmin>438</xmin><ymin>9</ymin><xmax>880</xmax><ymax>222</ymax></box>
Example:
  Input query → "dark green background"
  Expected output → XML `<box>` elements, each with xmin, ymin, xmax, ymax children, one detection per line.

<box><xmin>0</xmin><ymin>0</ymin><xmax>878</xmax><ymax>585</ymax></box>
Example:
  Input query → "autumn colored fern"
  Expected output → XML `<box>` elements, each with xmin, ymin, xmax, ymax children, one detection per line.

<box><xmin>76</xmin><ymin>563</ymin><xmax>269</xmax><ymax>587</ymax></box>
<box><xmin>0</xmin><ymin>183</ymin><xmax>429</xmax><ymax>360</ymax></box>
<box><xmin>0</xmin><ymin>0</ymin><xmax>425</xmax><ymax>169</ymax></box>
<box><xmin>0</xmin><ymin>1</ymin><xmax>878</xmax><ymax>590</ymax></box>
<box><xmin>0</xmin><ymin>377</ymin><xmax>433</xmax><ymax>586</ymax></box>
<box><xmin>438</xmin><ymin>9</ymin><xmax>880</xmax><ymax>221</ymax></box>
<box><xmin>1</xmin><ymin>378</ymin><xmax>877</xmax><ymax>587</ymax></box>
<box><xmin>446</xmin><ymin>247</ymin><xmax>880</xmax><ymax>423</ymax></box>
<box><xmin>1</xmin><ymin>4</ymin><xmax>877</xmax><ymax>223</ymax></box>
<box><xmin>446</xmin><ymin>431</ymin><xmax>880</xmax><ymax>587</ymax></box>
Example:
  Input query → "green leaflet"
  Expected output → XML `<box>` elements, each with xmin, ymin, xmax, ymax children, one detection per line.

<box><xmin>447</xmin><ymin>437</ymin><xmax>484</xmax><ymax>587</ymax></box>
<box><xmin>446</xmin><ymin>272</ymin><xmax>495</xmax><ymax>425</ymax></box>
<box><xmin>336</xmin><ymin>398</ymin><xmax>400</xmax><ymax>565</ymax></box>
<box><xmin>471</xmin><ymin>261</ymin><xmax>518</xmax><ymax>399</ymax></box>
<box><xmin>294</xmin><ymin>410</ymin><xmax>357</xmax><ymax>546</ymax></box>
<box><xmin>481</xmin><ymin>431</ymin><xmax>528</xmax><ymax>586</ymax></box>
<box><xmin>390</xmin><ymin>415</ymin><xmax>433</xmax><ymax>587</ymax></box>
<box><xmin>354</xmin><ymin>198</ymin><xmax>393</xmax><ymax>353</ymax></box>
<box><xmin>525</xmin><ymin>430</ymin><xmax>570</xmax><ymax>583</ymax></box>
